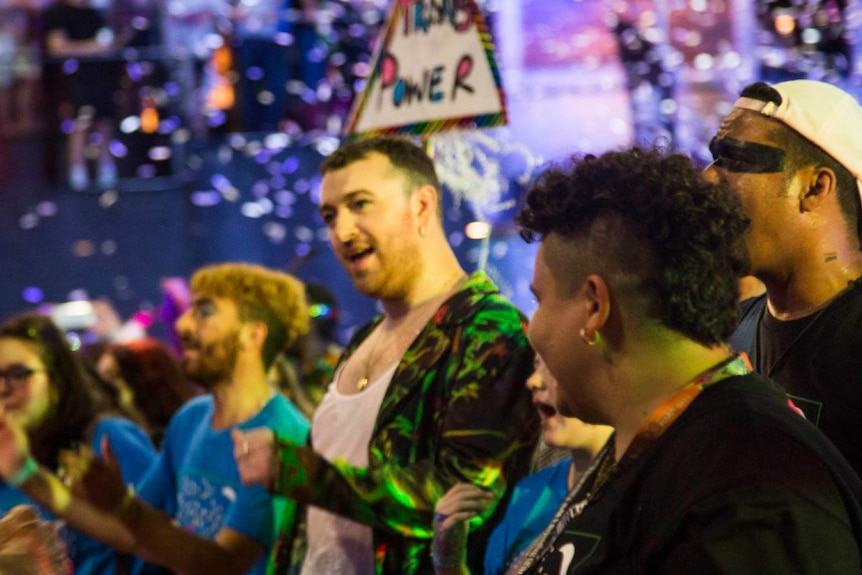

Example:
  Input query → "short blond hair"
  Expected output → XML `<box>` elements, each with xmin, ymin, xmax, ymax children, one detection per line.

<box><xmin>190</xmin><ymin>263</ymin><xmax>309</xmax><ymax>367</ymax></box>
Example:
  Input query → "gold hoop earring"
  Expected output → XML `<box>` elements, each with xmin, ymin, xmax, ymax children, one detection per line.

<box><xmin>579</xmin><ymin>328</ymin><xmax>597</xmax><ymax>346</ymax></box>
<box><xmin>419</xmin><ymin>226</ymin><xmax>427</xmax><ymax>237</ymax></box>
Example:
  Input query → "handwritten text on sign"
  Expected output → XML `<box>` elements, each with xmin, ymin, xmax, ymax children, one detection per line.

<box><xmin>352</xmin><ymin>0</ymin><xmax>504</xmax><ymax>132</ymax></box>
<box><xmin>380</xmin><ymin>1</ymin><xmax>476</xmax><ymax>110</ymax></box>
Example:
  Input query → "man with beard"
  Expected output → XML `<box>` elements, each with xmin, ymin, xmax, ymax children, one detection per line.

<box><xmin>707</xmin><ymin>80</ymin><xmax>862</xmax><ymax>478</ymax></box>
<box><xmin>0</xmin><ymin>262</ymin><xmax>310</xmax><ymax>575</ymax></box>
<box><xmin>234</xmin><ymin>136</ymin><xmax>538</xmax><ymax>575</ymax></box>
<box><xmin>507</xmin><ymin>147</ymin><xmax>862</xmax><ymax>574</ymax></box>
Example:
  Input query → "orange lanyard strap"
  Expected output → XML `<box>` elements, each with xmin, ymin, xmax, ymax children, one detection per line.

<box><xmin>513</xmin><ymin>352</ymin><xmax>753</xmax><ymax>575</ymax></box>
<box><xmin>599</xmin><ymin>352</ymin><xmax>753</xmax><ymax>494</ymax></box>
<box><xmin>625</xmin><ymin>352</ymin><xmax>752</xmax><ymax>459</ymax></box>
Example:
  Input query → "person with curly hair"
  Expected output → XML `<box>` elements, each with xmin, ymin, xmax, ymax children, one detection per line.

<box><xmin>0</xmin><ymin>312</ymin><xmax>157</xmax><ymax>575</ymax></box>
<box><xmin>487</xmin><ymin>147</ymin><xmax>862</xmax><ymax>574</ymax></box>
<box><xmin>709</xmin><ymin>80</ymin><xmax>862</xmax><ymax>480</ymax></box>
<box><xmin>0</xmin><ymin>263</ymin><xmax>311</xmax><ymax>575</ymax></box>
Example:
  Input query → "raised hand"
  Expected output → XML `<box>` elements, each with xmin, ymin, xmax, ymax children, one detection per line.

<box><xmin>0</xmin><ymin>408</ymin><xmax>32</xmax><ymax>482</ymax></box>
<box><xmin>232</xmin><ymin>428</ymin><xmax>277</xmax><ymax>490</ymax></box>
<box><xmin>432</xmin><ymin>483</ymin><xmax>496</xmax><ymax>574</ymax></box>
<box><xmin>59</xmin><ymin>438</ymin><xmax>129</xmax><ymax>515</ymax></box>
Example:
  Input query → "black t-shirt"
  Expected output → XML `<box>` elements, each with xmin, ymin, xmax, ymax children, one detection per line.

<box><xmin>757</xmin><ymin>305</ymin><xmax>821</xmax><ymax>385</ymax></box>
<box><xmin>44</xmin><ymin>2</ymin><xmax>118</xmax><ymax>116</ymax></box>
<box><xmin>520</xmin><ymin>375</ymin><xmax>862</xmax><ymax>574</ymax></box>
<box><xmin>45</xmin><ymin>2</ymin><xmax>104</xmax><ymax>43</ymax></box>
<box><xmin>730</xmin><ymin>281</ymin><xmax>862</xmax><ymax>478</ymax></box>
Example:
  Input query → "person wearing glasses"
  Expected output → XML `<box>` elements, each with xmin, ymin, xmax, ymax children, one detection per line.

<box><xmin>0</xmin><ymin>312</ymin><xmax>157</xmax><ymax>575</ymax></box>
<box><xmin>0</xmin><ymin>263</ymin><xmax>311</xmax><ymax>575</ymax></box>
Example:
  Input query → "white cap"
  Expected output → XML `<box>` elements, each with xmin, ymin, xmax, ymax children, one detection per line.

<box><xmin>733</xmin><ymin>80</ymin><xmax>862</xmax><ymax>201</ymax></box>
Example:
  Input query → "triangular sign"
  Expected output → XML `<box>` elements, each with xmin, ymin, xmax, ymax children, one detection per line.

<box><xmin>345</xmin><ymin>0</ymin><xmax>508</xmax><ymax>138</ymax></box>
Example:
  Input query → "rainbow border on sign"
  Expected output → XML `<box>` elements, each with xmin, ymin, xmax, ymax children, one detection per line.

<box><xmin>345</xmin><ymin>0</ymin><xmax>508</xmax><ymax>140</ymax></box>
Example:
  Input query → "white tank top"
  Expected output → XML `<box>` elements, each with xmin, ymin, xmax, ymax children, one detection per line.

<box><xmin>300</xmin><ymin>362</ymin><xmax>397</xmax><ymax>575</ymax></box>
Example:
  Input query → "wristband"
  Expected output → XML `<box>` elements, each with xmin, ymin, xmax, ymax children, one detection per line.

<box><xmin>7</xmin><ymin>456</ymin><xmax>38</xmax><ymax>487</ymax></box>
<box><xmin>115</xmin><ymin>485</ymin><xmax>135</xmax><ymax>515</ymax></box>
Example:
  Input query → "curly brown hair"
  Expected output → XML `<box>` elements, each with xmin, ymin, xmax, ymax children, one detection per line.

<box><xmin>190</xmin><ymin>263</ymin><xmax>309</xmax><ymax>368</ymax></box>
<box><xmin>517</xmin><ymin>147</ymin><xmax>748</xmax><ymax>346</ymax></box>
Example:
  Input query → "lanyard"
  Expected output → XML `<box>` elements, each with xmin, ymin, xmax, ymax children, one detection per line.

<box><xmin>623</xmin><ymin>352</ymin><xmax>752</xmax><ymax>465</ymax></box>
<box><xmin>512</xmin><ymin>352</ymin><xmax>752</xmax><ymax>575</ymax></box>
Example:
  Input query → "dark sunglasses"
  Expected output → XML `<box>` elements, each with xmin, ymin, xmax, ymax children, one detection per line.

<box><xmin>709</xmin><ymin>137</ymin><xmax>786</xmax><ymax>174</ymax></box>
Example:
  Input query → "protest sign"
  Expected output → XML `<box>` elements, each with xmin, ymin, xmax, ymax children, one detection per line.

<box><xmin>346</xmin><ymin>0</ymin><xmax>508</xmax><ymax>137</ymax></box>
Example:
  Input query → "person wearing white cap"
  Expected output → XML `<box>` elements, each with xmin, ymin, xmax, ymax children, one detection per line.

<box><xmin>707</xmin><ymin>80</ymin><xmax>862</xmax><ymax>478</ymax></box>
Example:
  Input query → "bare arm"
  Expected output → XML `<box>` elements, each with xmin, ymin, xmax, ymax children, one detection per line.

<box><xmin>0</xmin><ymin>412</ymin><xmax>134</xmax><ymax>551</ymax></box>
<box><xmin>0</xmin><ymin>417</ymin><xmax>263</xmax><ymax>575</ymax></box>
<box><xmin>45</xmin><ymin>29</ymin><xmax>115</xmax><ymax>58</ymax></box>
<box><xmin>18</xmin><ymin>467</ymin><xmax>136</xmax><ymax>552</ymax></box>
<box><xmin>112</xmin><ymin>494</ymin><xmax>264</xmax><ymax>575</ymax></box>
<box><xmin>25</xmin><ymin>468</ymin><xmax>263</xmax><ymax>575</ymax></box>
<box><xmin>431</xmin><ymin>483</ymin><xmax>496</xmax><ymax>575</ymax></box>
<box><xmin>69</xmin><ymin>439</ymin><xmax>265</xmax><ymax>575</ymax></box>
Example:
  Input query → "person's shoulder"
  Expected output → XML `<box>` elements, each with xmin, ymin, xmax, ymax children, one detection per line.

<box><xmin>89</xmin><ymin>416</ymin><xmax>157</xmax><ymax>470</ymax></box>
<box><xmin>792</xmin><ymin>280</ymin><xmax>862</xmax><ymax>356</ymax></box>
<box><xmin>158</xmin><ymin>396</ymin><xmax>213</xmax><ymax>447</ymax></box>
<box><xmin>824</xmin><ymin>277</ymin><xmax>862</xmax><ymax>318</ymax></box>
<box><xmin>172</xmin><ymin>394</ymin><xmax>214</xmax><ymax>420</ymax></box>
<box><xmin>515</xmin><ymin>458</ymin><xmax>571</xmax><ymax>494</ymax></box>
<box><xmin>443</xmin><ymin>271</ymin><xmax>526</xmax><ymax>327</ymax></box>
<box><xmin>253</xmin><ymin>393</ymin><xmax>310</xmax><ymax>440</ymax></box>
<box><xmin>264</xmin><ymin>393</ymin><xmax>308</xmax><ymax>424</ymax></box>
<box><xmin>705</xmin><ymin>371</ymin><xmax>782</xmax><ymax>400</ymax></box>
<box><xmin>92</xmin><ymin>415</ymin><xmax>150</xmax><ymax>438</ymax></box>
<box><xmin>670</xmin><ymin>374</ymin><xmax>857</xmax><ymax>484</ymax></box>
<box><xmin>689</xmin><ymin>373</ymin><xmax>800</xmax><ymax>431</ymax></box>
<box><xmin>738</xmin><ymin>294</ymin><xmax>766</xmax><ymax>320</ymax></box>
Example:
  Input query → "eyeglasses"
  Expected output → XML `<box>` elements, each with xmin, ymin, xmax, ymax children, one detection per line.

<box><xmin>0</xmin><ymin>365</ymin><xmax>43</xmax><ymax>397</ymax></box>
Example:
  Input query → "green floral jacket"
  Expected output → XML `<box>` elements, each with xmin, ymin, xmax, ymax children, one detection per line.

<box><xmin>274</xmin><ymin>271</ymin><xmax>539</xmax><ymax>574</ymax></box>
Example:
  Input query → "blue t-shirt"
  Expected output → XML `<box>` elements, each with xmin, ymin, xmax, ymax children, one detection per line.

<box><xmin>484</xmin><ymin>458</ymin><xmax>571</xmax><ymax>575</ymax></box>
<box><xmin>0</xmin><ymin>416</ymin><xmax>157</xmax><ymax>575</ymax></box>
<box><xmin>136</xmin><ymin>393</ymin><xmax>309</xmax><ymax>575</ymax></box>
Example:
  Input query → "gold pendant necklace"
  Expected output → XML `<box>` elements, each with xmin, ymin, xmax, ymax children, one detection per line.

<box><xmin>356</xmin><ymin>312</ymin><xmax>423</xmax><ymax>392</ymax></box>
<box><xmin>356</xmin><ymin>323</ymin><xmax>386</xmax><ymax>392</ymax></box>
<box><xmin>354</xmin><ymin>271</ymin><xmax>467</xmax><ymax>392</ymax></box>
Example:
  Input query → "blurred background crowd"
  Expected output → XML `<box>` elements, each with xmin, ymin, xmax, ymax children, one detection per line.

<box><xmin>0</xmin><ymin>0</ymin><xmax>860</xmax><ymax>342</ymax></box>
